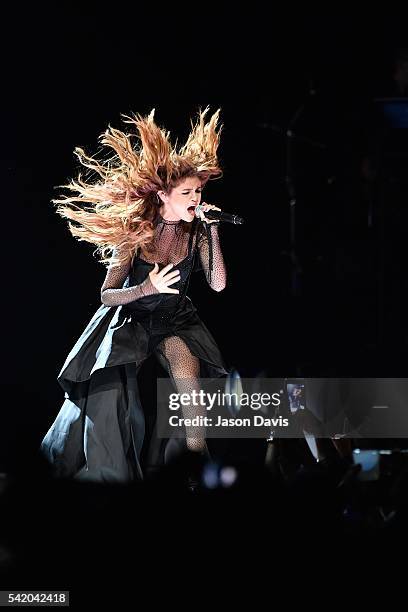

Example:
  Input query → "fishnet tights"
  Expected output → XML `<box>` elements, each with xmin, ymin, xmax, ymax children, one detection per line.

<box><xmin>155</xmin><ymin>335</ymin><xmax>206</xmax><ymax>452</ymax></box>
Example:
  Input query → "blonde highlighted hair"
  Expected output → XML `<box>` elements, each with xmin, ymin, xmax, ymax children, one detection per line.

<box><xmin>53</xmin><ymin>107</ymin><xmax>223</xmax><ymax>267</ymax></box>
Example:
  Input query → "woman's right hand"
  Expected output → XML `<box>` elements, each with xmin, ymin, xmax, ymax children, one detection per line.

<box><xmin>149</xmin><ymin>263</ymin><xmax>180</xmax><ymax>294</ymax></box>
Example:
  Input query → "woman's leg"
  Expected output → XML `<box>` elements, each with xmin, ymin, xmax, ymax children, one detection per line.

<box><xmin>155</xmin><ymin>336</ymin><xmax>207</xmax><ymax>453</ymax></box>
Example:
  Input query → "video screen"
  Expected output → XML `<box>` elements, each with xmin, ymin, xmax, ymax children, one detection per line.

<box><xmin>286</xmin><ymin>380</ymin><xmax>306</xmax><ymax>413</ymax></box>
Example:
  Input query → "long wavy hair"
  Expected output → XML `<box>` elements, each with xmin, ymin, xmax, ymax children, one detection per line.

<box><xmin>53</xmin><ymin>107</ymin><xmax>223</xmax><ymax>268</ymax></box>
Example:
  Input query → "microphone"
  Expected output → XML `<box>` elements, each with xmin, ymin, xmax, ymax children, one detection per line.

<box><xmin>195</xmin><ymin>203</ymin><xmax>244</xmax><ymax>225</ymax></box>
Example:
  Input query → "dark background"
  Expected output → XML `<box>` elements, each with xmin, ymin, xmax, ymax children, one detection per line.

<box><xmin>2</xmin><ymin>5</ymin><xmax>408</xmax><ymax>597</ymax></box>
<box><xmin>4</xmin><ymin>5</ymin><xmax>408</xmax><ymax>464</ymax></box>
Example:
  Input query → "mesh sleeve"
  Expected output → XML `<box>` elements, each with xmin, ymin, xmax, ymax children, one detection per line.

<box><xmin>197</xmin><ymin>223</ymin><xmax>227</xmax><ymax>292</ymax></box>
<box><xmin>100</xmin><ymin>248</ymin><xmax>159</xmax><ymax>306</ymax></box>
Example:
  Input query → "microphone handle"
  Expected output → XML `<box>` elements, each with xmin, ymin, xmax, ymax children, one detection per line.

<box><xmin>204</xmin><ymin>209</ymin><xmax>244</xmax><ymax>225</ymax></box>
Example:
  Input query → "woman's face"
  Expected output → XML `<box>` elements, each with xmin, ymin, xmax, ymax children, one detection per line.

<box><xmin>158</xmin><ymin>176</ymin><xmax>203</xmax><ymax>222</ymax></box>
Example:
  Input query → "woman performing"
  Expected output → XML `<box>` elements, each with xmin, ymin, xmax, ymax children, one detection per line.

<box><xmin>41</xmin><ymin>107</ymin><xmax>229</xmax><ymax>483</ymax></box>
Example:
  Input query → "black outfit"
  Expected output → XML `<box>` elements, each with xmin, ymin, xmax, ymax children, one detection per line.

<box><xmin>41</xmin><ymin>215</ymin><xmax>228</xmax><ymax>482</ymax></box>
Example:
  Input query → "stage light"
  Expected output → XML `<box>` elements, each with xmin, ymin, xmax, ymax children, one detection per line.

<box><xmin>219</xmin><ymin>466</ymin><xmax>238</xmax><ymax>488</ymax></box>
<box><xmin>202</xmin><ymin>462</ymin><xmax>220</xmax><ymax>489</ymax></box>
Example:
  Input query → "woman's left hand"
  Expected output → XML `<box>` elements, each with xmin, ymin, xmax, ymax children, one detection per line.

<box><xmin>197</xmin><ymin>202</ymin><xmax>221</xmax><ymax>225</ymax></box>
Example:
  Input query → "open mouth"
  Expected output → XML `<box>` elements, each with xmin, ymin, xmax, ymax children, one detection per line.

<box><xmin>187</xmin><ymin>205</ymin><xmax>196</xmax><ymax>216</ymax></box>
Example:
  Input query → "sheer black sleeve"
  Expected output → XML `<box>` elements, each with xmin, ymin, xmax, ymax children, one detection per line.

<box><xmin>197</xmin><ymin>223</ymin><xmax>227</xmax><ymax>292</ymax></box>
<box><xmin>100</xmin><ymin>247</ymin><xmax>158</xmax><ymax>306</ymax></box>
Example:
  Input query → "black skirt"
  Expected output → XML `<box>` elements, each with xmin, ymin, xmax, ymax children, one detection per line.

<box><xmin>40</xmin><ymin>296</ymin><xmax>228</xmax><ymax>483</ymax></box>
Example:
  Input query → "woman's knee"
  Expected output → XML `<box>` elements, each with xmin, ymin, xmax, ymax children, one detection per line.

<box><xmin>157</xmin><ymin>336</ymin><xmax>200</xmax><ymax>377</ymax></box>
